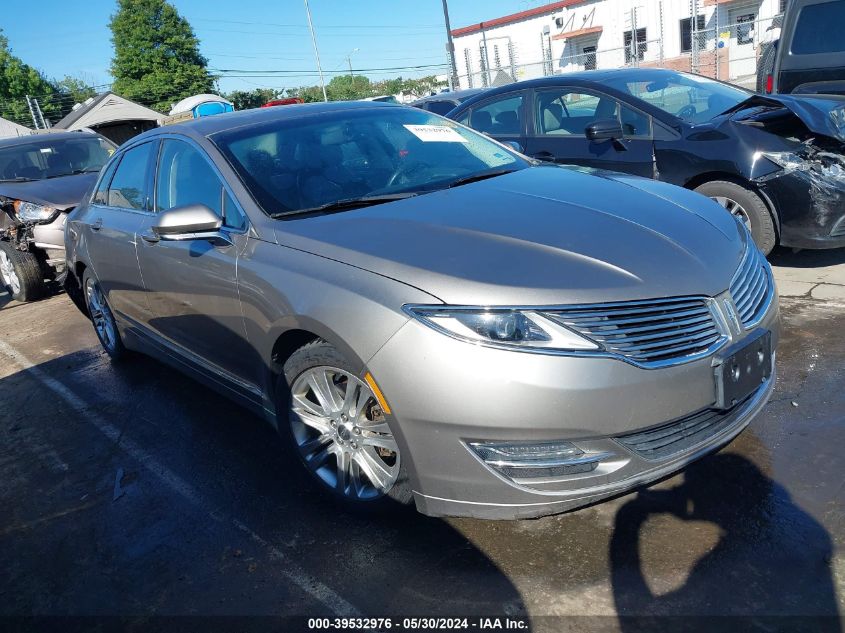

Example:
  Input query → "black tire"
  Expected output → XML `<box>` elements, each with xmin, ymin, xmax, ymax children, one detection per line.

<box><xmin>0</xmin><ymin>241</ymin><xmax>46</xmax><ymax>302</ymax></box>
<box><xmin>757</xmin><ymin>42</ymin><xmax>777</xmax><ymax>94</ymax></box>
<box><xmin>278</xmin><ymin>339</ymin><xmax>413</xmax><ymax>513</ymax></box>
<box><xmin>694</xmin><ymin>180</ymin><xmax>777</xmax><ymax>255</ymax></box>
<box><xmin>81</xmin><ymin>269</ymin><xmax>126</xmax><ymax>361</ymax></box>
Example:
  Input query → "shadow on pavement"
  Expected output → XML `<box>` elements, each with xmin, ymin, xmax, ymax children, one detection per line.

<box><xmin>768</xmin><ymin>246</ymin><xmax>845</xmax><ymax>268</ymax></box>
<box><xmin>609</xmin><ymin>453</ymin><xmax>839</xmax><ymax>632</ymax></box>
<box><xmin>0</xmin><ymin>349</ymin><xmax>527</xmax><ymax>620</ymax></box>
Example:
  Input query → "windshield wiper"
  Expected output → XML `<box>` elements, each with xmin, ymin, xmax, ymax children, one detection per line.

<box><xmin>0</xmin><ymin>176</ymin><xmax>35</xmax><ymax>182</ymax></box>
<box><xmin>446</xmin><ymin>168</ymin><xmax>517</xmax><ymax>189</ymax></box>
<box><xmin>44</xmin><ymin>168</ymin><xmax>100</xmax><ymax>179</ymax></box>
<box><xmin>272</xmin><ymin>192</ymin><xmax>422</xmax><ymax>218</ymax></box>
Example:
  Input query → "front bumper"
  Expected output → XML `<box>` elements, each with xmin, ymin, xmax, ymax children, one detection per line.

<box><xmin>759</xmin><ymin>171</ymin><xmax>845</xmax><ymax>250</ymax></box>
<box><xmin>366</xmin><ymin>298</ymin><xmax>779</xmax><ymax>520</ymax></box>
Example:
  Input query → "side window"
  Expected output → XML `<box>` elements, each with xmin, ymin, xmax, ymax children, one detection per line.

<box><xmin>468</xmin><ymin>93</ymin><xmax>524</xmax><ymax>136</ymax></box>
<box><xmin>107</xmin><ymin>143</ymin><xmax>154</xmax><ymax>210</ymax></box>
<box><xmin>156</xmin><ymin>139</ymin><xmax>246</xmax><ymax>230</ymax></box>
<box><xmin>535</xmin><ymin>89</ymin><xmax>651</xmax><ymax>138</ymax></box>
<box><xmin>92</xmin><ymin>158</ymin><xmax>120</xmax><ymax>205</ymax></box>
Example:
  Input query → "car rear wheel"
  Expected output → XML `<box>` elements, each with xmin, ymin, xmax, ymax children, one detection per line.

<box><xmin>280</xmin><ymin>339</ymin><xmax>412</xmax><ymax>511</ymax></box>
<box><xmin>694</xmin><ymin>180</ymin><xmax>777</xmax><ymax>255</ymax></box>
<box><xmin>82</xmin><ymin>270</ymin><xmax>125</xmax><ymax>360</ymax></box>
<box><xmin>0</xmin><ymin>242</ymin><xmax>45</xmax><ymax>302</ymax></box>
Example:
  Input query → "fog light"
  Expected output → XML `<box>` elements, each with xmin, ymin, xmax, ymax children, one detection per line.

<box><xmin>468</xmin><ymin>440</ymin><xmax>614</xmax><ymax>479</ymax></box>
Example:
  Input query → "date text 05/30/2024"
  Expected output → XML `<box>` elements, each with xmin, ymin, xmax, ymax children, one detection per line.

<box><xmin>307</xmin><ymin>617</ymin><xmax>530</xmax><ymax>630</ymax></box>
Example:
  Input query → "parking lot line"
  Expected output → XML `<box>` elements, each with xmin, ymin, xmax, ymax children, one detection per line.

<box><xmin>0</xmin><ymin>338</ymin><xmax>363</xmax><ymax>617</ymax></box>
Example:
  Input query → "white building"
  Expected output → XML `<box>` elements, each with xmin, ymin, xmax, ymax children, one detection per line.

<box><xmin>451</xmin><ymin>0</ymin><xmax>787</xmax><ymax>90</ymax></box>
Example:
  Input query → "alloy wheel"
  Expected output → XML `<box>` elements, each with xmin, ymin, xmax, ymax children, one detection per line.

<box><xmin>711</xmin><ymin>196</ymin><xmax>752</xmax><ymax>231</ymax></box>
<box><xmin>289</xmin><ymin>367</ymin><xmax>400</xmax><ymax>500</ymax></box>
<box><xmin>85</xmin><ymin>277</ymin><xmax>117</xmax><ymax>354</ymax></box>
<box><xmin>0</xmin><ymin>250</ymin><xmax>21</xmax><ymax>296</ymax></box>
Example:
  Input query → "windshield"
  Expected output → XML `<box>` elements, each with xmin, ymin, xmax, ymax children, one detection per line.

<box><xmin>0</xmin><ymin>136</ymin><xmax>115</xmax><ymax>181</ymax></box>
<box><xmin>211</xmin><ymin>107</ymin><xmax>528</xmax><ymax>216</ymax></box>
<box><xmin>603</xmin><ymin>72</ymin><xmax>750</xmax><ymax>124</ymax></box>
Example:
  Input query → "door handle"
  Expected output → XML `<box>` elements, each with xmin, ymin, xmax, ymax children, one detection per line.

<box><xmin>531</xmin><ymin>151</ymin><xmax>556</xmax><ymax>161</ymax></box>
<box><xmin>91</xmin><ymin>218</ymin><xmax>103</xmax><ymax>231</ymax></box>
<box><xmin>140</xmin><ymin>230</ymin><xmax>160</xmax><ymax>244</ymax></box>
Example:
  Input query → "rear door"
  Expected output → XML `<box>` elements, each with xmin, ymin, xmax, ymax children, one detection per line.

<box><xmin>84</xmin><ymin>141</ymin><xmax>156</xmax><ymax>322</ymax></box>
<box><xmin>522</xmin><ymin>86</ymin><xmax>656</xmax><ymax>177</ymax></box>
<box><xmin>134</xmin><ymin>137</ymin><xmax>256</xmax><ymax>389</ymax></box>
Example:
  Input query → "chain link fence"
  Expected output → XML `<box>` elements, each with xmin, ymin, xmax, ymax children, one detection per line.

<box><xmin>456</xmin><ymin>8</ymin><xmax>784</xmax><ymax>92</ymax></box>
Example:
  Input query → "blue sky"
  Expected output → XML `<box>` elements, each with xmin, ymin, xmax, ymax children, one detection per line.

<box><xmin>3</xmin><ymin>0</ymin><xmax>544</xmax><ymax>93</ymax></box>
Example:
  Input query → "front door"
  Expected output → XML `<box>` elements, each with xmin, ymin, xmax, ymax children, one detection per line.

<box><xmin>83</xmin><ymin>140</ymin><xmax>156</xmax><ymax>322</ymax></box>
<box><xmin>729</xmin><ymin>6</ymin><xmax>759</xmax><ymax>79</ymax></box>
<box><xmin>135</xmin><ymin>138</ymin><xmax>255</xmax><ymax>387</ymax></box>
<box><xmin>523</xmin><ymin>87</ymin><xmax>655</xmax><ymax>178</ymax></box>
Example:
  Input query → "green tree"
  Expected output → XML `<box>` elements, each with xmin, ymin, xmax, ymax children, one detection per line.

<box><xmin>109</xmin><ymin>0</ymin><xmax>214</xmax><ymax>113</ymax></box>
<box><xmin>51</xmin><ymin>76</ymin><xmax>98</xmax><ymax>119</ymax></box>
<box><xmin>225</xmin><ymin>88</ymin><xmax>279</xmax><ymax>110</ymax></box>
<box><xmin>0</xmin><ymin>30</ymin><xmax>58</xmax><ymax>126</ymax></box>
<box><xmin>326</xmin><ymin>74</ymin><xmax>373</xmax><ymax>101</ymax></box>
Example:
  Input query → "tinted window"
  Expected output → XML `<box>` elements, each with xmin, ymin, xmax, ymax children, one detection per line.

<box><xmin>535</xmin><ymin>89</ymin><xmax>650</xmax><ymax>138</ymax></box>
<box><xmin>212</xmin><ymin>107</ymin><xmax>526</xmax><ymax>216</ymax></box>
<box><xmin>470</xmin><ymin>94</ymin><xmax>523</xmax><ymax>135</ymax></box>
<box><xmin>791</xmin><ymin>1</ymin><xmax>845</xmax><ymax>54</ymax></box>
<box><xmin>156</xmin><ymin>140</ymin><xmax>223</xmax><ymax>214</ymax></box>
<box><xmin>426</xmin><ymin>100</ymin><xmax>457</xmax><ymax>116</ymax></box>
<box><xmin>108</xmin><ymin>143</ymin><xmax>153</xmax><ymax>210</ymax></box>
<box><xmin>92</xmin><ymin>158</ymin><xmax>120</xmax><ymax>205</ymax></box>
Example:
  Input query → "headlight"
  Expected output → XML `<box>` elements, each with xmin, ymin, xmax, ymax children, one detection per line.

<box><xmin>829</xmin><ymin>104</ymin><xmax>845</xmax><ymax>143</ymax></box>
<box><xmin>759</xmin><ymin>151</ymin><xmax>807</xmax><ymax>172</ymax></box>
<box><xmin>13</xmin><ymin>200</ymin><xmax>56</xmax><ymax>222</ymax></box>
<box><xmin>404</xmin><ymin>306</ymin><xmax>599</xmax><ymax>352</ymax></box>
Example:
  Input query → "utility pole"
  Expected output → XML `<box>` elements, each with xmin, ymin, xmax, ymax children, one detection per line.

<box><xmin>346</xmin><ymin>48</ymin><xmax>359</xmax><ymax>94</ymax></box>
<box><xmin>304</xmin><ymin>0</ymin><xmax>328</xmax><ymax>102</ymax></box>
<box><xmin>441</xmin><ymin>0</ymin><xmax>459</xmax><ymax>90</ymax></box>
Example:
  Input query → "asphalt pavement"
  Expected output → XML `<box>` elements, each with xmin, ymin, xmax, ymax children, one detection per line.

<box><xmin>1</xmin><ymin>248</ymin><xmax>843</xmax><ymax>632</ymax></box>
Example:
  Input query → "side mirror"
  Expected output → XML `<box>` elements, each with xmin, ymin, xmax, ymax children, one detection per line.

<box><xmin>152</xmin><ymin>204</ymin><xmax>222</xmax><ymax>238</ymax></box>
<box><xmin>585</xmin><ymin>118</ymin><xmax>625</xmax><ymax>141</ymax></box>
<box><xmin>505</xmin><ymin>140</ymin><xmax>524</xmax><ymax>154</ymax></box>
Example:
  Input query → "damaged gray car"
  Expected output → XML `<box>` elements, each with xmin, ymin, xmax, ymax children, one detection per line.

<box><xmin>448</xmin><ymin>68</ymin><xmax>845</xmax><ymax>254</ymax></box>
<box><xmin>0</xmin><ymin>132</ymin><xmax>116</xmax><ymax>301</ymax></box>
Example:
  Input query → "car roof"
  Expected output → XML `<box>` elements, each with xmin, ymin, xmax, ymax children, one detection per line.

<box><xmin>413</xmin><ymin>88</ymin><xmax>485</xmax><ymax>104</ymax></box>
<box><xmin>132</xmin><ymin>100</ymin><xmax>403</xmax><ymax>141</ymax></box>
<box><xmin>0</xmin><ymin>130</ymin><xmax>104</xmax><ymax>149</ymax></box>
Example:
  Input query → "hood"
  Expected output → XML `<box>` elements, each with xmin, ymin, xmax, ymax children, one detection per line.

<box><xmin>273</xmin><ymin>167</ymin><xmax>745</xmax><ymax>306</ymax></box>
<box><xmin>724</xmin><ymin>94</ymin><xmax>845</xmax><ymax>142</ymax></box>
<box><xmin>0</xmin><ymin>172</ymin><xmax>98</xmax><ymax>210</ymax></box>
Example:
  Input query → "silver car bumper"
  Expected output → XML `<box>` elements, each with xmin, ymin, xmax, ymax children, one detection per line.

<box><xmin>366</xmin><ymin>298</ymin><xmax>779</xmax><ymax>520</ymax></box>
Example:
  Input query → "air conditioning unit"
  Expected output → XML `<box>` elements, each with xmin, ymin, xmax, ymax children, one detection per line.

<box><xmin>555</xmin><ymin>16</ymin><xmax>565</xmax><ymax>28</ymax></box>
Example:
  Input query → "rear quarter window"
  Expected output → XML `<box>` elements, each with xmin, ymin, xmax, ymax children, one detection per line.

<box><xmin>790</xmin><ymin>1</ymin><xmax>845</xmax><ymax>54</ymax></box>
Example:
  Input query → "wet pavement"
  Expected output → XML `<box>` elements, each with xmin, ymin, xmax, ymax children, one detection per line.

<box><xmin>0</xmin><ymin>250</ymin><xmax>843</xmax><ymax>632</ymax></box>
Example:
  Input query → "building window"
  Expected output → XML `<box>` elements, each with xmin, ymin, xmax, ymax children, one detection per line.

<box><xmin>583</xmin><ymin>45</ymin><xmax>597</xmax><ymax>70</ymax></box>
<box><xmin>680</xmin><ymin>15</ymin><xmax>706</xmax><ymax>53</ymax></box>
<box><xmin>623</xmin><ymin>27</ymin><xmax>647</xmax><ymax>63</ymax></box>
<box><xmin>736</xmin><ymin>13</ymin><xmax>755</xmax><ymax>45</ymax></box>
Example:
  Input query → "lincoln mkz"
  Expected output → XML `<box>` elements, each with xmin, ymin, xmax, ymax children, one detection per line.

<box><xmin>64</xmin><ymin>103</ymin><xmax>778</xmax><ymax>519</ymax></box>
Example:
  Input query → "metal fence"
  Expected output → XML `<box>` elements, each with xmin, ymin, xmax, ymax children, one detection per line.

<box><xmin>456</xmin><ymin>10</ymin><xmax>784</xmax><ymax>93</ymax></box>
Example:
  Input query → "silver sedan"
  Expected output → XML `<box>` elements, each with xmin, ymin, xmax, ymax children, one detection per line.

<box><xmin>64</xmin><ymin>102</ymin><xmax>778</xmax><ymax>519</ymax></box>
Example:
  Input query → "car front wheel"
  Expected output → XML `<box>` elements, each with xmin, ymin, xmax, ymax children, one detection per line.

<box><xmin>0</xmin><ymin>242</ymin><xmax>46</xmax><ymax>302</ymax></box>
<box><xmin>280</xmin><ymin>339</ymin><xmax>412</xmax><ymax>511</ymax></box>
<box><xmin>694</xmin><ymin>180</ymin><xmax>777</xmax><ymax>255</ymax></box>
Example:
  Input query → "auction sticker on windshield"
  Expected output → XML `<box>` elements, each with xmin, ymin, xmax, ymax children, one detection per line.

<box><xmin>403</xmin><ymin>124</ymin><xmax>468</xmax><ymax>143</ymax></box>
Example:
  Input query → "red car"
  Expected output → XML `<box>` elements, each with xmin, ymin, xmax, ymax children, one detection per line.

<box><xmin>262</xmin><ymin>98</ymin><xmax>304</xmax><ymax>108</ymax></box>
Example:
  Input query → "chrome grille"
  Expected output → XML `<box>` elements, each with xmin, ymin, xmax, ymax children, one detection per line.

<box><xmin>616</xmin><ymin>386</ymin><xmax>762</xmax><ymax>461</ymax></box>
<box><xmin>729</xmin><ymin>245</ymin><xmax>772</xmax><ymax>328</ymax></box>
<box><xmin>546</xmin><ymin>297</ymin><xmax>724</xmax><ymax>367</ymax></box>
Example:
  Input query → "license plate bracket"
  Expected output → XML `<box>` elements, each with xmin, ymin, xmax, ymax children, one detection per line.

<box><xmin>713</xmin><ymin>330</ymin><xmax>772</xmax><ymax>410</ymax></box>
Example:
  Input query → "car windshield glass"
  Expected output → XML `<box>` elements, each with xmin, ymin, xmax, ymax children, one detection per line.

<box><xmin>603</xmin><ymin>72</ymin><xmax>750</xmax><ymax>124</ymax></box>
<box><xmin>211</xmin><ymin>107</ymin><xmax>528</xmax><ymax>217</ymax></box>
<box><xmin>0</xmin><ymin>136</ymin><xmax>114</xmax><ymax>181</ymax></box>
